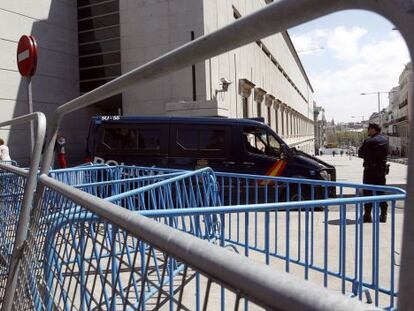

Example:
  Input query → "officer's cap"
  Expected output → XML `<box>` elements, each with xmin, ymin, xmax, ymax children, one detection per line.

<box><xmin>368</xmin><ymin>123</ymin><xmax>381</xmax><ymax>132</ymax></box>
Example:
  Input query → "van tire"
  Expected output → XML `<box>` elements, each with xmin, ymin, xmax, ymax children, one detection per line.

<box><xmin>280</xmin><ymin>185</ymin><xmax>323</xmax><ymax>211</ymax></box>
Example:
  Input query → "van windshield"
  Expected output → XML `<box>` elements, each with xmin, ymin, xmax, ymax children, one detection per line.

<box><xmin>243</xmin><ymin>127</ymin><xmax>280</xmax><ymax>157</ymax></box>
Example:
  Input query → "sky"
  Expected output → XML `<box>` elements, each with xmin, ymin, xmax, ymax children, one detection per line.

<box><xmin>288</xmin><ymin>10</ymin><xmax>410</xmax><ymax>123</ymax></box>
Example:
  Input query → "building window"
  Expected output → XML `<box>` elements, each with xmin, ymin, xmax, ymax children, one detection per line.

<box><xmin>275</xmin><ymin>108</ymin><xmax>278</xmax><ymax>133</ymax></box>
<box><xmin>257</xmin><ymin>102</ymin><xmax>262</xmax><ymax>118</ymax></box>
<box><xmin>267</xmin><ymin>106</ymin><xmax>271</xmax><ymax>126</ymax></box>
<box><xmin>243</xmin><ymin>97</ymin><xmax>249</xmax><ymax>118</ymax></box>
<box><xmin>286</xmin><ymin>112</ymin><xmax>289</xmax><ymax>136</ymax></box>
<box><xmin>77</xmin><ymin>0</ymin><xmax>122</xmax><ymax>114</ymax></box>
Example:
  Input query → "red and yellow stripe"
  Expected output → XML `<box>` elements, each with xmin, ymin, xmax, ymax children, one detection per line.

<box><xmin>260</xmin><ymin>160</ymin><xmax>287</xmax><ymax>186</ymax></box>
<box><xmin>265</xmin><ymin>159</ymin><xmax>287</xmax><ymax>177</ymax></box>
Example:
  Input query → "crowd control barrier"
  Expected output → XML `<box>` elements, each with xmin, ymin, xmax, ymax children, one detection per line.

<box><xmin>0</xmin><ymin>113</ymin><xmax>46</xmax><ymax>308</ymax></box>
<box><xmin>0</xmin><ymin>167</ymin><xmax>365</xmax><ymax>311</ymax></box>
<box><xmin>40</xmin><ymin>164</ymin><xmax>406</xmax><ymax>309</ymax></box>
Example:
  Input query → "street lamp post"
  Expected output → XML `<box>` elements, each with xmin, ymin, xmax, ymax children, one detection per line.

<box><xmin>360</xmin><ymin>91</ymin><xmax>397</xmax><ymax>127</ymax></box>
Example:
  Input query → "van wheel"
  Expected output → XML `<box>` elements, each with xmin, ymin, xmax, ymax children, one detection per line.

<box><xmin>289</xmin><ymin>185</ymin><xmax>310</xmax><ymax>202</ymax></box>
<box><xmin>279</xmin><ymin>185</ymin><xmax>322</xmax><ymax>211</ymax></box>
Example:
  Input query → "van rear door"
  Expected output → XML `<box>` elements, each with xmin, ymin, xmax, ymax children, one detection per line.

<box><xmin>169</xmin><ymin>124</ymin><xmax>234</xmax><ymax>171</ymax></box>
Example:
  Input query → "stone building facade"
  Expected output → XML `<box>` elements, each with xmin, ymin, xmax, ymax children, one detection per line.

<box><xmin>386</xmin><ymin>62</ymin><xmax>412</xmax><ymax>156</ymax></box>
<box><xmin>0</xmin><ymin>0</ymin><xmax>315</xmax><ymax>164</ymax></box>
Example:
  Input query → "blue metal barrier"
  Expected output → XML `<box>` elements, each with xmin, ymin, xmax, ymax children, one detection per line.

<box><xmin>0</xmin><ymin>168</ymin><xmax>26</xmax><ymax>281</ymax></box>
<box><xmin>41</xmin><ymin>164</ymin><xmax>405</xmax><ymax>309</ymax></box>
<box><xmin>8</xmin><ymin>173</ymin><xmax>365</xmax><ymax>311</ymax></box>
<box><xmin>8</xmin><ymin>167</ymin><xmax>220</xmax><ymax>310</ymax></box>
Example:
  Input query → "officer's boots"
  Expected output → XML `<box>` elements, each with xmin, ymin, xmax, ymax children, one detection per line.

<box><xmin>380</xmin><ymin>207</ymin><xmax>387</xmax><ymax>223</ymax></box>
<box><xmin>363</xmin><ymin>207</ymin><xmax>387</xmax><ymax>223</ymax></box>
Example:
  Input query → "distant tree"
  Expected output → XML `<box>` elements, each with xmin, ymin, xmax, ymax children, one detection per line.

<box><xmin>335</xmin><ymin>130</ymin><xmax>367</xmax><ymax>148</ymax></box>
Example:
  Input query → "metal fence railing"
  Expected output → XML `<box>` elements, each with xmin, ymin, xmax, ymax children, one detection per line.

<box><xmin>0</xmin><ymin>113</ymin><xmax>46</xmax><ymax>308</ymax></box>
<box><xmin>43</xmin><ymin>164</ymin><xmax>405</xmax><ymax>309</ymax></box>
<box><xmin>0</xmin><ymin>167</ymin><xmax>26</xmax><ymax>297</ymax></box>
<box><xmin>8</xmin><ymin>173</ymin><xmax>365</xmax><ymax>311</ymax></box>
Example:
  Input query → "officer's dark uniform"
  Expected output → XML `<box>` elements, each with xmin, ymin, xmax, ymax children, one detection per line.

<box><xmin>358</xmin><ymin>130</ymin><xmax>389</xmax><ymax>222</ymax></box>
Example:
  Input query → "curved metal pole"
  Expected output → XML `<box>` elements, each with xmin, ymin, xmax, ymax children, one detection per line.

<box><xmin>35</xmin><ymin>0</ymin><xmax>414</xmax><ymax>308</ymax></box>
<box><xmin>0</xmin><ymin>112</ymin><xmax>46</xmax><ymax>311</ymax></box>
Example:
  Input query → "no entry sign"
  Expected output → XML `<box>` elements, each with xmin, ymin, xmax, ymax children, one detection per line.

<box><xmin>17</xmin><ymin>35</ymin><xmax>37</xmax><ymax>77</ymax></box>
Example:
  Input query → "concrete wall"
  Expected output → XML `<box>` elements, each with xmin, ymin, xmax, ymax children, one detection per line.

<box><xmin>120</xmin><ymin>0</ymin><xmax>206</xmax><ymax>116</ymax></box>
<box><xmin>0</xmin><ymin>0</ymin><xmax>96</xmax><ymax>165</ymax></box>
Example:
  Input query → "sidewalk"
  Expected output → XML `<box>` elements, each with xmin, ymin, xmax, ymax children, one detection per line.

<box><xmin>316</xmin><ymin>155</ymin><xmax>407</xmax><ymax>190</ymax></box>
<box><xmin>388</xmin><ymin>157</ymin><xmax>408</xmax><ymax>165</ymax></box>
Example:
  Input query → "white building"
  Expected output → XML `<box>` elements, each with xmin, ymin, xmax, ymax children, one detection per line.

<box><xmin>0</xmin><ymin>0</ymin><xmax>315</xmax><ymax>164</ymax></box>
<box><xmin>386</xmin><ymin>63</ymin><xmax>412</xmax><ymax>156</ymax></box>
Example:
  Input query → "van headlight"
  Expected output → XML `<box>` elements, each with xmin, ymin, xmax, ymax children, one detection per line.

<box><xmin>319</xmin><ymin>170</ymin><xmax>330</xmax><ymax>180</ymax></box>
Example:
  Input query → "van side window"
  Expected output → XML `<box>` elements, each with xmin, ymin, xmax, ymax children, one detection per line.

<box><xmin>103</xmin><ymin>128</ymin><xmax>137</xmax><ymax>150</ymax></box>
<box><xmin>268</xmin><ymin>133</ymin><xmax>281</xmax><ymax>156</ymax></box>
<box><xmin>98</xmin><ymin>125</ymin><xmax>161</xmax><ymax>153</ymax></box>
<box><xmin>243</xmin><ymin>127</ymin><xmax>280</xmax><ymax>157</ymax></box>
<box><xmin>199</xmin><ymin>130</ymin><xmax>225</xmax><ymax>150</ymax></box>
<box><xmin>139</xmin><ymin>130</ymin><xmax>160</xmax><ymax>150</ymax></box>
<box><xmin>177</xmin><ymin>129</ymin><xmax>198</xmax><ymax>150</ymax></box>
<box><xmin>173</xmin><ymin>126</ymin><xmax>230</xmax><ymax>158</ymax></box>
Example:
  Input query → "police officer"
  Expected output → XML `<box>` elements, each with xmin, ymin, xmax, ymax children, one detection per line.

<box><xmin>358</xmin><ymin>123</ymin><xmax>389</xmax><ymax>223</ymax></box>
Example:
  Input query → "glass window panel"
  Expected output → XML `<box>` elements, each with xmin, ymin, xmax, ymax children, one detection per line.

<box><xmin>268</xmin><ymin>134</ymin><xmax>280</xmax><ymax>157</ymax></box>
<box><xmin>79</xmin><ymin>39</ymin><xmax>120</xmax><ymax>55</ymax></box>
<box><xmin>78</xmin><ymin>27</ymin><xmax>120</xmax><ymax>44</ymax></box>
<box><xmin>177</xmin><ymin>129</ymin><xmax>197</xmax><ymax>150</ymax></box>
<box><xmin>78</xmin><ymin>0</ymin><xmax>108</xmax><ymax>7</ymax></box>
<box><xmin>102</xmin><ymin>127</ymin><xmax>137</xmax><ymax>150</ymax></box>
<box><xmin>199</xmin><ymin>130</ymin><xmax>225</xmax><ymax>150</ymax></box>
<box><xmin>138</xmin><ymin>130</ymin><xmax>160</xmax><ymax>150</ymax></box>
<box><xmin>80</xmin><ymin>79</ymin><xmax>112</xmax><ymax>92</ymax></box>
<box><xmin>78</xmin><ymin>1</ymin><xmax>118</xmax><ymax>19</ymax></box>
<box><xmin>243</xmin><ymin>127</ymin><xmax>269</xmax><ymax>155</ymax></box>
<box><xmin>79</xmin><ymin>52</ymin><xmax>120</xmax><ymax>68</ymax></box>
<box><xmin>242</xmin><ymin>97</ymin><xmax>248</xmax><ymax>118</ymax></box>
<box><xmin>80</xmin><ymin>64</ymin><xmax>121</xmax><ymax>81</ymax></box>
<box><xmin>78</xmin><ymin>14</ymin><xmax>119</xmax><ymax>32</ymax></box>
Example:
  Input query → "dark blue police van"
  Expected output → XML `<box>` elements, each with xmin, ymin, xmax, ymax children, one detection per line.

<box><xmin>85</xmin><ymin>116</ymin><xmax>336</xmax><ymax>183</ymax></box>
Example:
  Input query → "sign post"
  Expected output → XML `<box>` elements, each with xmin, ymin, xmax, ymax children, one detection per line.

<box><xmin>17</xmin><ymin>35</ymin><xmax>38</xmax><ymax>151</ymax></box>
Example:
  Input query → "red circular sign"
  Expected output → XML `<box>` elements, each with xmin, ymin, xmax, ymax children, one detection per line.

<box><xmin>17</xmin><ymin>35</ymin><xmax>37</xmax><ymax>77</ymax></box>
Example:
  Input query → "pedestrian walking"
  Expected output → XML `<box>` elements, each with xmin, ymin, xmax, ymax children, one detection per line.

<box><xmin>358</xmin><ymin>123</ymin><xmax>389</xmax><ymax>223</ymax></box>
<box><xmin>55</xmin><ymin>133</ymin><xmax>68</xmax><ymax>168</ymax></box>
<box><xmin>332</xmin><ymin>150</ymin><xmax>336</xmax><ymax>157</ymax></box>
<box><xmin>0</xmin><ymin>138</ymin><xmax>11</xmax><ymax>161</ymax></box>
